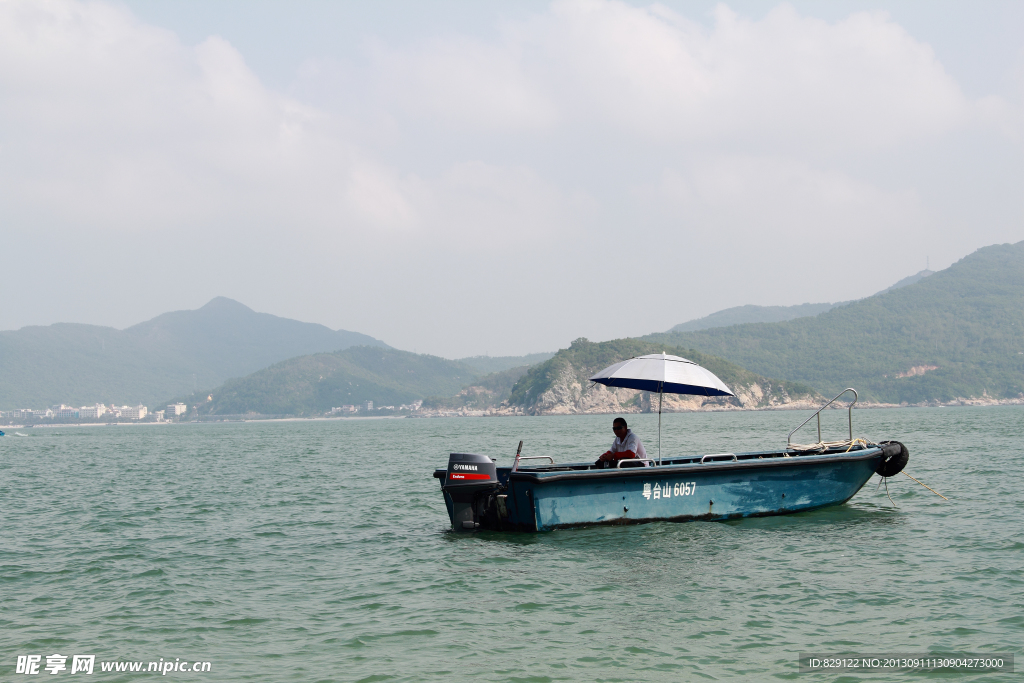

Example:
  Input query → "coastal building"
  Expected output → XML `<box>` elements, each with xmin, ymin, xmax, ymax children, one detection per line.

<box><xmin>119</xmin><ymin>405</ymin><xmax>148</xmax><ymax>420</ymax></box>
<box><xmin>51</xmin><ymin>405</ymin><xmax>81</xmax><ymax>419</ymax></box>
<box><xmin>167</xmin><ymin>403</ymin><xmax>188</xmax><ymax>417</ymax></box>
<box><xmin>3</xmin><ymin>408</ymin><xmax>40</xmax><ymax>419</ymax></box>
<box><xmin>329</xmin><ymin>406</ymin><xmax>358</xmax><ymax>415</ymax></box>
<box><xmin>80</xmin><ymin>404</ymin><xmax>108</xmax><ymax>419</ymax></box>
<box><xmin>363</xmin><ymin>400</ymin><xmax>373</xmax><ymax>411</ymax></box>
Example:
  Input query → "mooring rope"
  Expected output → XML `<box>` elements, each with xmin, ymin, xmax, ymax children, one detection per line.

<box><xmin>884</xmin><ymin>477</ymin><xmax>896</xmax><ymax>507</ymax></box>
<box><xmin>876</xmin><ymin>469</ymin><xmax>948</xmax><ymax>506</ymax></box>
<box><xmin>901</xmin><ymin>471</ymin><xmax>949</xmax><ymax>501</ymax></box>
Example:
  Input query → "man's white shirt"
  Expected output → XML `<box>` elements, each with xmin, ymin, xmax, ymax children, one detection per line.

<box><xmin>610</xmin><ymin>429</ymin><xmax>647</xmax><ymax>460</ymax></box>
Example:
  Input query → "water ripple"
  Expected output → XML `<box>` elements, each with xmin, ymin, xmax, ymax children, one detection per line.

<box><xmin>1</xmin><ymin>408</ymin><xmax>1021</xmax><ymax>680</ymax></box>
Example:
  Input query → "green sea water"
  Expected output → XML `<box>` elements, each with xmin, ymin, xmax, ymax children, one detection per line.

<box><xmin>2</xmin><ymin>407</ymin><xmax>1021</xmax><ymax>682</ymax></box>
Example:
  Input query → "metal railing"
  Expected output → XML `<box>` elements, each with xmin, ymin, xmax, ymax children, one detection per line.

<box><xmin>787</xmin><ymin>388</ymin><xmax>858</xmax><ymax>447</ymax></box>
<box><xmin>511</xmin><ymin>454</ymin><xmax>554</xmax><ymax>471</ymax></box>
<box><xmin>617</xmin><ymin>458</ymin><xmax>655</xmax><ymax>468</ymax></box>
<box><xmin>700</xmin><ymin>453</ymin><xmax>737</xmax><ymax>463</ymax></box>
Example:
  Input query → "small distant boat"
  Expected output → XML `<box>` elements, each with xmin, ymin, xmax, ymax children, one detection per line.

<box><xmin>433</xmin><ymin>386</ymin><xmax>910</xmax><ymax>532</ymax></box>
<box><xmin>0</xmin><ymin>430</ymin><xmax>5</xmax><ymax>436</ymax></box>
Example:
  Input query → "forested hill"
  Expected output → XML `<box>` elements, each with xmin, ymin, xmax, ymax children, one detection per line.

<box><xmin>0</xmin><ymin>298</ymin><xmax>388</xmax><ymax>408</ymax></box>
<box><xmin>668</xmin><ymin>302</ymin><xmax>838</xmax><ymax>332</ymax></box>
<box><xmin>667</xmin><ymin>269</ymin><xmax>933</xmax><ymax>332</ymax></box>
<box><xmin>456</xmin><ymin>352</ymin><xmax>554</xmax><ymax>374</ymax></box>
<box><xmin>506</xmin><ymin>338</ymin><xmax>819</xmax><ymax>414</ymax></box>
<box><xmin>644</xmin><ymin>242</ymin><xmax>1024</xmax><ymax>403</ymax></box>
<box><xmin>190</xmin><ymin>347</ymin><xmax>479</xmax><ymax>415</ymax></box>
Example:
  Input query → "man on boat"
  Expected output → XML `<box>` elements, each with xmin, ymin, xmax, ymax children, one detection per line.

<box><xmin>596</xmin><ymin>417</ymin><xmax>648</xmax><ymax>468</ymax></box>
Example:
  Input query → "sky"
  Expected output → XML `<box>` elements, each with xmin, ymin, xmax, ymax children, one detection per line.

<box><xmin>1</xmin><ymin>0</ymin><xmax>1022</xmax><ymax>357</ymax></box>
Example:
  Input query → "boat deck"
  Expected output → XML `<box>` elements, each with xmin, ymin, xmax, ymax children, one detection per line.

<box><xmin>434</xmin><ymin>444</ymin><xmax>879</xmax><ymax>482</ymax></box>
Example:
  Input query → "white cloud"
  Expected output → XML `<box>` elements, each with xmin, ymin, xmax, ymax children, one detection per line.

<box><xmin>640</xmin><ymin>156</ymin><xmax>928</xmax><ymax>288</ymax></box>
<box><xmin>0</xmin><ymin>0</ymin><xmax>987</xmax><ymax>234</ymax></box>
<box><xmin>370</xmin><ymin>35</ymin><xmax>559</xmax><ymax>132</ymax></box>
<box><xmin>371</xmin><ymin>0</ymin><xmax>974</xmax><ymax>153</ymax></box>
<box><xmin>0</xmin><ymin>0</ymin><xmax>1018</xmax><ymax>356</ymax></box>
<box><xmin>342</xmin><ymin>162</ymin><xmax>420</xmax><ymax>232</ymax></box>
<box><xmin>0</xmin><ymin>0</ymin><xmax>338</xmax><ymax>232</ymax></box>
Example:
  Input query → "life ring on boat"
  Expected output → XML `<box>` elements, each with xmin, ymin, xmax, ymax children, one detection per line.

<box><xmin>875</xmin><ymin>440</ymin><xmax>909</xmax><ymax>477</ymax></box>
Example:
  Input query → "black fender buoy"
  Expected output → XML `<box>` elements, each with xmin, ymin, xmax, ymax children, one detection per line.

<box><xmin>875</xmin><ymin>440</ymin><xmax>910</xmax><ymax>477</ymax></box>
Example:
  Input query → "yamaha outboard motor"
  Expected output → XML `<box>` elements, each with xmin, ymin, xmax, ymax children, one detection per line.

<box><xmin>442</xmin><ymin>453</ymin><xmax>499</xmax><ymax>531</ymax></box>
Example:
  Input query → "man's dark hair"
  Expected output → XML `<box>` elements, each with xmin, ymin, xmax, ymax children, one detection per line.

<box><xmin>613</xmin><ymin>417</ymin><xmax>627</xmax><ymax>428</ymax></box>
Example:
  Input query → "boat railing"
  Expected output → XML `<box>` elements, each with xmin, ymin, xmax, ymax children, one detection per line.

<box><xmin>700</xmin><ymin>453</ymin><xmax>737</xmax><ymax>463</ymax></box>
<box><xmin>787</xmin><ymin>388</ymin><xmax>858</xmax><ymax>447</ymax></box>
<box><xmin>512</xmin><ymin>455</ymin><xmax>555</xmax><ymax>472</ymax></box>
<box><xmin>616</xmin><ymin>458</ymin><xmax>655</xmax><ymax>468</ymax></box>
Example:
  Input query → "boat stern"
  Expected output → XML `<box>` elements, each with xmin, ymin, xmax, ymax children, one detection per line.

<box><xmin>436</xmin><ymin>453</ymin><xmax>502</xmax><ymax>531</ymax></box>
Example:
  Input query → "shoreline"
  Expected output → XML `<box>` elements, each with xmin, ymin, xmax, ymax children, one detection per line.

<box><xmin>414</xmin><ymin>396</ymin><xmax>1024</xmax><ymax>418</ymax></box>
<box><xmin>4</xmin><ymin>398</ymin><xmax>1021</xmax><ymax>429</ymax></box>
<box><xmin>4</xmin><ymin>415</ymin><xmax>409</xmax><ymax>429</ymax></box>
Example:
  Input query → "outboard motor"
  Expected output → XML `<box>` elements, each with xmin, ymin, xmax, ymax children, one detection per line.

<box><xmin>442</xmin><ymin>453</ymin><xmax>499</xmax><ymax>531</ymax></box>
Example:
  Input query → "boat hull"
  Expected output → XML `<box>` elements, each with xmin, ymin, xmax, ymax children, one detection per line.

<box><xmin>436</xmin><ymin>447</ymin><xmax>887</xmax><ymax>532</ymax></box>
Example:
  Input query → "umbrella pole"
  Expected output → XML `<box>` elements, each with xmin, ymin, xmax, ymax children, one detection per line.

<box><xmin>658</xmin><ymin>387</ymin><xmax>663</xmax><ymax>467</ymax></box>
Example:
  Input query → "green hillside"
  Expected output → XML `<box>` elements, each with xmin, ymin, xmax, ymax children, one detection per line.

<box><xmin>456</xmin><ymin>352</ymin><xmax>554</xmax><ymax>374</ymax></box>
<box><xmin>507</xmin><ymin>337</ymin><xmax>817</xmax><ymax>411</ymax></box>
<box><xmin>667</xmin><ymin>269</ymin><xmax>932</xmax><ymax>332</ymax></box>
<box><xmin>193</xmin><ymin>347</ymin><xmax>479</xmax><ymax>416</ymax></box>
<box><xmin>0</xmin><ymin>297</ymin><xmax>388</xmax><ymax>409</ymax></box>
<box><xmin>645</xmin><ymin>242</ymin><xmax>1024</xmax><ymax>403</ymax></box>
<box><xmin>669</xmin><ymin>302</ymin><xmax>838</xmax><ymax>332</ymax></box>
<box><xmin>191</xmin><ymin>340</ymin><xmax>793</xmax><ymax>417</ymax></box>
<box><xmin>422</xmin><ymin>365</ymin><xmax>533</xmax><ymax>410</ymax></box>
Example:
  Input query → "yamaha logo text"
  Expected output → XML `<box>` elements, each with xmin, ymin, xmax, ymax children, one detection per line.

<box><xmin>453</xmin><ymin>464</ymin><xmax>478</xmax><ymax>471</ymax></box>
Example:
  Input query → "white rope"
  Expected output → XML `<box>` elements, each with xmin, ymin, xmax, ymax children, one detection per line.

<box><xmin>788</xmin><ymin>438</ymin><xmax>870</xmax><ymax>453</ymax></box>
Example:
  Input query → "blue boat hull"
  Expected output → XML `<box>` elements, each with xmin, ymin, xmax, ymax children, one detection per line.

<box><xmin>436</xmin><ymin>447</ymin><xmax>888</xmax><ymax>532</ymax></box>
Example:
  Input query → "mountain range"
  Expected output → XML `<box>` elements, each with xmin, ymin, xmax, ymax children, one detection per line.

<box><xmin>190</xmin><ymin>347</ymin><xmax>479</xmax><ymax>416</ymax></box>
<box><xmin>645</xmin><ymin>243</ymin><xmax>1024</xmax><ymax>403</ymax></box>
<box><xmin>2</xmin><ymin>242</ymin><xmax>1020</xmax><ymax>414</ymax></box>
<box><xmin>0</xmin><ymin>297</ymin><xmax>388</xmax><ymax>408</ymax></box>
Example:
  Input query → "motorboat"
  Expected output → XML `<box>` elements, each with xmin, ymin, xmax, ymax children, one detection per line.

<box><xmin>433</xmin><ymin>388</ymin><xmax>909</xmax><ymax>532</ymax></box>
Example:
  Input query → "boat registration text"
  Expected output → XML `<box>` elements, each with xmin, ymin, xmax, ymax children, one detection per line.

<box><xmin>643</xmin><ymin>482</ymin><xmax>696</xmax><ymax>500</ymax></box>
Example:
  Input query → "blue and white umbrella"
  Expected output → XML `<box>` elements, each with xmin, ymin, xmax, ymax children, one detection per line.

<box><xmin>590</xmin><ymin>353</ymin><xmax>734</xmax><ymax>465</ymax></box>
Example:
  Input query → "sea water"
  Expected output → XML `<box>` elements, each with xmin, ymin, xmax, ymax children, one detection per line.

<box><xmin>1</xmin><ymin>407</ymin><xmax>1021</xmax><ymax>682</ymax></box>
